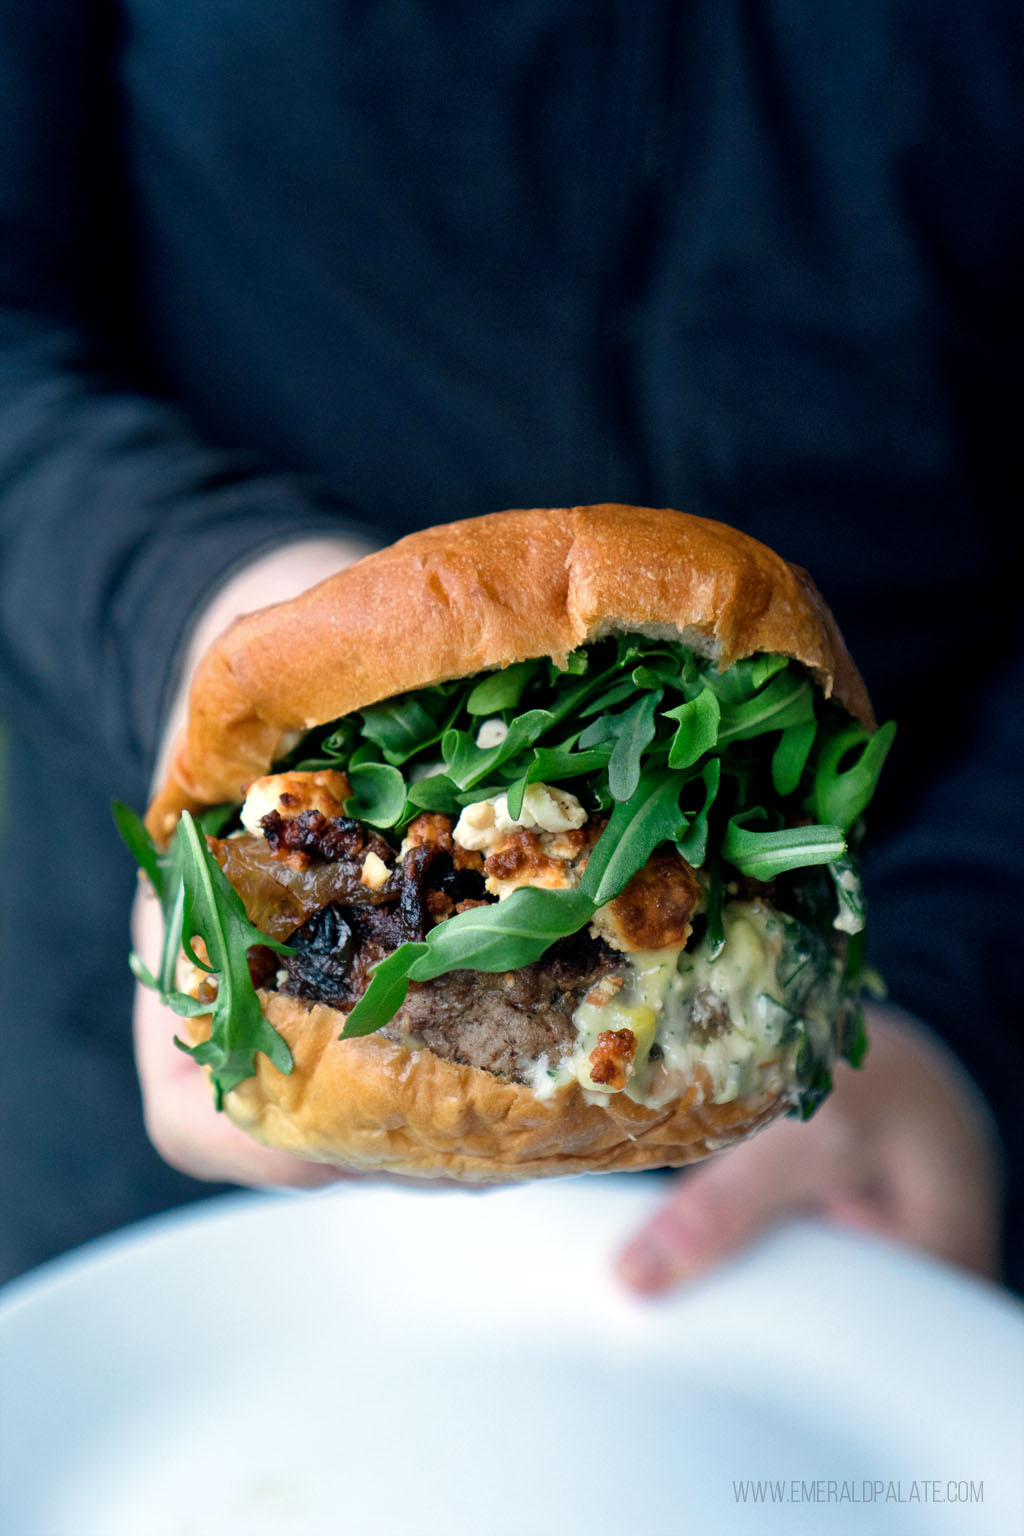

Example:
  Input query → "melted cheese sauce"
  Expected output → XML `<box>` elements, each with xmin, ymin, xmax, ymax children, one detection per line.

<box><xmin>526</xmin><ymin>901</ymin><xmax>842</xmax><ymax>1110</ymax></box>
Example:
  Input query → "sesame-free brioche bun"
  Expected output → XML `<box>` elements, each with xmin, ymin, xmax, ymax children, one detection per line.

<box><xmin>150</xmin><ymin>504</ymin><xmax>873</xmax><ymax>1181</ymax></box>
<box><xmin>179</xmin><ymin>993</ymin><xmax>794</xmax><ymax>1181</ymax></box>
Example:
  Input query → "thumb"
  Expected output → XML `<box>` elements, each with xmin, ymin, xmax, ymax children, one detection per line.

<box><xmin>615</xmin><ymin>1112</ymin><xmax>853</xmax><ymax>1295</ymax></box>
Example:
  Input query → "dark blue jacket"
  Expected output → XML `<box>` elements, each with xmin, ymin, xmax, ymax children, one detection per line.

<box><xmin>1</xmin><ymin>1</ymin><xmax>1022</xmax><ymax>1284</ymax></box>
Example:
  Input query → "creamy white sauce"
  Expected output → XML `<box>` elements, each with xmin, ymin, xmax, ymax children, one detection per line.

<box><xmin>524</xmin><ymin>901</ymin><xmax>842</xmax><ymax>1110</ymax></box>
<box><xmin>832</xmin><ymin>864</ymin><xmax>866</xmax><ymax>934</ymax></box>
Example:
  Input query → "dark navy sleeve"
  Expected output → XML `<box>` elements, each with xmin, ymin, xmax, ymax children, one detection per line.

<box><xmin>0</xmin><ymin>1</ymin><xmax>369</xmax><ymax>785</ymax></box>
<box><xmin>863</xmin><ymin>638</ymin><xmax>1024</xmax><ymax>1200</ymax></box>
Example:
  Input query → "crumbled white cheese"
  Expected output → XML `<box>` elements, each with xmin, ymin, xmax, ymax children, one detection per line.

<box><xmin>453</xmin><ymin>784</ymin><xmax>586</xmax><ymax>854</ymax></box>
<box><xmin>360</xmin><ymin>851</ymin><xmax>391</xmax><ymax>889</ymax></box>
<box><xmin>474</xmin><ymin>717</ymin><xmax>509</xmax><ymax>749</ymax></box>
<box><xmin>240</xmin><ymin>778</ymin><xmax>288</xmax><ymax>834</ymax></box>
<box><xmin>240</xmin><ymin>770</ymin><xmax>348</xmax><ymax>834</ymax></box>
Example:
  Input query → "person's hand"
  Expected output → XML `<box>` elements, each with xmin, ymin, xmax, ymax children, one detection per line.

<box><xmin>615</xmin><ymin>1005</ymin><xmax>1003</xmax><ymax>1294</ymax></box>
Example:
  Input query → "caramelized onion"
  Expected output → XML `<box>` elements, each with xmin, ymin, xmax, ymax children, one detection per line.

<box><xmin>209</xmin><ymin>833</ymin><xmax>383</xmax><ymax>941</ymax></box>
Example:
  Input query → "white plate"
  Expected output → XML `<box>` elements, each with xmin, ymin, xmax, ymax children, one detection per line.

<box><xmin>1</xmin><ymin>1178</ymin><xmax>1022</xmax><ymax>1536</ymax></box>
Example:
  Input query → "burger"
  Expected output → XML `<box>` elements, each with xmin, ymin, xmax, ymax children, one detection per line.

<box><xmin>120</xmin><ymin>504</ymin><xmax>893</xmax><ymax>1180</ymax></box>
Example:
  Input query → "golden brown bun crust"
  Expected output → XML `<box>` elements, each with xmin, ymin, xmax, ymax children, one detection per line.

<box><xmin>183</xmin><ymin>994</ymin><xmax>794</xmax><ymax>1181</ymax></box>
<box><xmin>147</xmin><ymin>504</ymin><xmax>873</xmax><ymax>840</ymax></box>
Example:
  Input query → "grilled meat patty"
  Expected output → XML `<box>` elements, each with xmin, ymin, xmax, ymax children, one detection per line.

<box><xmin>274</xmin><ymin>898</ymin><xmax>618</xmax><ymax>1082</ymax></box>
<box><xmin>385</xmin><ymin>928</ymin><xmax>618</xmax><ymax>1079</ymax></box>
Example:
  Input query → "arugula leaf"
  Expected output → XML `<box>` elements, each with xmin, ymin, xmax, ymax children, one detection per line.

<box><xmin>542</xmin><ymin>644</ymin><xmax>670</xmax><ymax>727</ymax></box>
<box><xmin>793</xmin><ymin>1059</ymin><xmax>834</xmax><ymax>1120</ymax></box>
<box><xmin>117</xmin><ymin>811</ymin><xmax>296</xmax><ymax>1108</ymax></box>
<box><xmin>112</xmin><ymin>800</ymin><xmax>165</xmax><ymax>898</ymax></box>
<box><xmin>717</xmin><ymin>672</ymin><xmax>815</xmax><ymax>745</ymax></box>
<box><xmin>171</xmin><ymin>814</ymin><xmax>295</xmax><ymax>1104</ymax></box>
<box><xmin>341</xmin><ymin>889</ymin><xmax>595</xmax><ymax>1034</ymax></box>
<box><xmin>127</xmin><ymin>950</ymin><xmax>211</xmax><ymax>1017</ymax></box>
<box><xmin>615</xmin><ymin>636</ymin><xmax>683</xmax><ymax>671</ymax></box>
<box><xmin>405</xmin><ymin>773</ymin><xmax>463</xmax><ymax>813</ymax></box>
<box><xmin>522</xmin><ymin>745</ymin><xmax>612</xmax><ymax>781</ymax></box>
<box><xmin>308</xmin><ymin>720</ymin><xmax>358</xmax><ymax>765</ymax></box>
<box><xmin>675</xmin><ymin>757</ymin><xmax>721</xmax><ymax>867</ymax></box>
<box><xmin>750</xmin><ymin>653</ymin><xmax>789</xmax><ymax>689</ymax></box>
<box><xmin>345</xmin><ymin>762</ymin><xmax>407</xmax><ymax>827</ymax></box>
<box><xmin>812</xmin><ymin>720</ymin><xmax>896</xmax><ymax>832</ymax></box>
<box><xmin>323</xmin><ymin>723</ymin><xmax>354</xmax><ymax>753</ymax></box>
<box><xmin>703</xmin><ymin>656</ymin><xmax>762</xmax><ymax>704</ymax></box>
<box><xmin>631</xmin><ymin>661</ymin><xmax>682</xmax><ymax>689</ymax></box>
<box><xmin>505</xmin><ymin>746</ymin><xmax>612</xmax><ymax>820</ymax></box>
<box><xmin>409</xmin><ymin>886</ymin><xmax>596</xmax><ymax>978</ymax></box>
<box><xmin>113</xmin><ymin>800</ymin><xmax>187</xmax><ymax>993</ymax></box>
<box><xmin>580</xmin><ymin>768</ymin><xmax>687</xmax><ymax>907</ymax></box>
<box><xmin>156</xmin><ymin>833</ymin><xmax>188</xmax><ymax>994</ymax></box>
<box><xmin>442</xmin><ymin>709</ymin><xmax>553</xmax><ymax>790</ymax></box>
<box><xmin>577</xmin><ymin>678</ymin><xmax>639</xmax><ymax>717</ymax></box>
<box><xmin>466</xmin><ymin>661</ymin><xmax>539</xmax><ymax>715</ymax></box>
<box><xmin>771</xmin><ymin>717</ymin><xmax>818</xmax><ymax>796</ymax></box>
<box><xmin>843</xmin><ymin>1005</ymin><xmax>870</xmax><ymax>1069</ymax></box>
<box><xmin>607</xmin><ymin>689</ymin><xmax>663</xmax><ymax>801</ymax></box>
<box><xmin>664</xmin><ymin>686</ymin><xmax>720</xmax><ymax>770</ymax></box>
<box><xmin>358</xmin><ymin>695</ymin><xmax>448</xmax><ymax>766</ymax></box>
<box><xmin>198</xmin><ymin>802</ymin><xmax>240</xmax><ymax>837</ymax></box>
<box><xmin>722</xmin><ymin>809</ymin><xmax>846</xmax><ymax>880</ymax></box>
<box><xmin>339</xmin><ymin>943</ymin><xmax>430</xmax><ymax>1037</ymax></box>
<box><xmin>704</xmin><ymin>858</ymin><xmax>727</xmax><ymax>959</ymax></box>
<box><xmin>576</xmin><ymin>713</ymin><xmax>621</xmax><ymax>749</ymax></box>
<box><xmin>551</xmin><ymin>649</ymin><xmax>589</xmax><ymax>678</ymax></box>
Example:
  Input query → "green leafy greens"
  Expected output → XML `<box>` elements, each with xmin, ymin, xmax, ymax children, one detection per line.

<box><xmin>118</xmin><ymin>632</ymin><xmax>894</xmax><ymax>1099</ymax></box>
<box><xmin>116</xmin><ymin>805</ymin><xmax>294</xmax><ymax>1106</ymax></box>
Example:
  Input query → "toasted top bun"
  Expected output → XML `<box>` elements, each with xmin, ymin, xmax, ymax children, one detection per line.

<box><xmin>151</xmin><ymin>505</ymin><xmax>872</xmax><ymax>1181</ymax></box>
<box><xmin>147</xmin><ymin>504</ymin><xmax>872</xmax><ymax>842</ymax></box>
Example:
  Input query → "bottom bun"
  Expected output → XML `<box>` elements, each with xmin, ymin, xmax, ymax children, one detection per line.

<box><xmin>186</xmin><ymin>992</ymin><xmax>793</xmax><ymax>1181</ymax></box>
